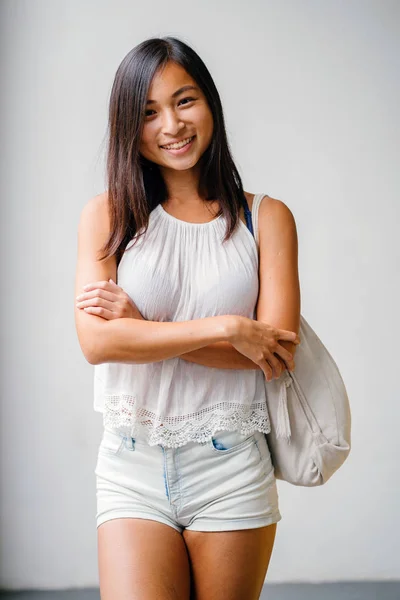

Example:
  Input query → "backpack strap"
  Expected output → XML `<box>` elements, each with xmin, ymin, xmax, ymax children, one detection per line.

<box><xmin>242</xmin><ymin>193</ymin><xmax>254</xmax><ymax>237</ymax></box>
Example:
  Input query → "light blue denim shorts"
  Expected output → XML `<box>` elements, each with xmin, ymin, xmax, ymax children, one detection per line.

<box><xmin>95</xmin><ymin>427</ymin><xmax>282</xmax><ymax>533</ymax></box>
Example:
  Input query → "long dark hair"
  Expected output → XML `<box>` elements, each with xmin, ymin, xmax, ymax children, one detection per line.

<box><xmin>99</xmin><ymin>36</ymin><xmax>248</xmax><ymax>265</ymax></box>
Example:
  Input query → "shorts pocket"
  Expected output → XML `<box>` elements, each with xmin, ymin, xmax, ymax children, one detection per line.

<box><xmin>210</xmin><ymin>430</ymin><xmax>256</xmax><ymax>454</ymax></box>
<box><xmin>254</xmin><ymin>433</ymin><xmax>274</xmax><ymax>477</ymax></box>
<box><xmin>98</xmin><ymin>428</ymin><xmax>125</xmax><ymax>457</ymax></box>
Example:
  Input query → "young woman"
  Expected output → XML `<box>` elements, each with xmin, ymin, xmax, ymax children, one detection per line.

<box><xmin>75</xmin><ymin>36</ymin><xmax>300</xmax><ymax>600</ymax></box>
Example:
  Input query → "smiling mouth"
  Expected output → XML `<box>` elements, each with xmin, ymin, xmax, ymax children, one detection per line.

<box><xmin>160</xmin><ymin>135</ymin><xmax>196</xmax><ymax>150</ymax></box>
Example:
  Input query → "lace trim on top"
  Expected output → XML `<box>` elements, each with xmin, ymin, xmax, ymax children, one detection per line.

<box><xmin>102</xmin><ymin>394</ymin><xmax>271</xmax><ymax>448</ymax></box>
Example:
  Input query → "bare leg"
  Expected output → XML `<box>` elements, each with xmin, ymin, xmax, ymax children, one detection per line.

<box><xmin>183</xmin><ymin>523</ymin><xmax>277</xmax><ymax>600</ymax></box>
<box><xmin>98</xmin><ymin>518</ymin><xmax>191</xmax><ymax>599</ymax></box>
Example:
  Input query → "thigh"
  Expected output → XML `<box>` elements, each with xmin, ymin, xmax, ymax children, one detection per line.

<box><xmin>183</xmin><ymin>523</ymin><xmax>277</xmax><ymax>600</ymax></box>
<box><xmin>98</xmin><ymin>518</ymin><xmax>191</xmax><ymax>600</ymax></box>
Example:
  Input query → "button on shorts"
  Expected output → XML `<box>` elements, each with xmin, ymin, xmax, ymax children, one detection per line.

<box><xmin>95</xmin><ymin>427</ymin><xmax>282</xmax><ymax>533</ymax></box>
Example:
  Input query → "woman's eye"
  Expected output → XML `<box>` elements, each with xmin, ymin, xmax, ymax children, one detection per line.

<box><xmin>178</xmin><ymin>96</ymin><xmax>196</xmax><ymax>106</ymax></box>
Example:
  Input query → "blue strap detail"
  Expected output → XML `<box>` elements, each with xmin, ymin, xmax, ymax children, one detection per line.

<box><xmin>242</xmin><ymin>193</ymin><xmax>254</xmax><ymax>237</ymax></box>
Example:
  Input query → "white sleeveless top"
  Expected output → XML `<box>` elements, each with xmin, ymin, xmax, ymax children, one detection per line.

<box><xmin>93</xmin><ymin>193</ymin><xmax>271</xmax><ymax>447</ymax></box>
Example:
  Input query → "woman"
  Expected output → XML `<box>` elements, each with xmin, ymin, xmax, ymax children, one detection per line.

<box><xmin>75</xmin><ymin>36</ymin><xmax>300</xmax><ymax>600</ymax></box>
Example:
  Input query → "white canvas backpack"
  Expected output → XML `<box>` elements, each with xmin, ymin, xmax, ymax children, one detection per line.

<box><xmin>245</xmin><ymin>193</ymin><xmax>352</xmax><ymax>486</ymax></box>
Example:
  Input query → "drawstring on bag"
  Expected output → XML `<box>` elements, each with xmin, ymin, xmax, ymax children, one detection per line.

<box><xmin>275</xmin><ymin>374</ymin><xmax>292</xmax><ymax>442</ymax></box>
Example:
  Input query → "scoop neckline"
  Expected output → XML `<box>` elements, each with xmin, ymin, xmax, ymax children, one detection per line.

<box><xmin>155</xmin><ymin>202</ymin><xmax>224</xmax><ymax>226</ymax></box>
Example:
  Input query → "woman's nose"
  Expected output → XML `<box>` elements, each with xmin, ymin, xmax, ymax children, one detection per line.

<box><xmin>161</xmin><ymin>109</ymin><xmax>184</xmax><ymax>136</ymax></box>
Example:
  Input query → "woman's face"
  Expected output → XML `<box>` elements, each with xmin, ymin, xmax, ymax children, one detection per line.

<box><xmin>139</xmin><ymin>61</ymin><xmax>214</xmax><ymax>172</ymax></box>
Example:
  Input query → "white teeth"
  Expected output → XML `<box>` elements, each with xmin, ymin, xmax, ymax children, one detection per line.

<box><xmin>162</xmin><ymin>136</ymin><xmax>193</xmax><ymax>150</ymax></box>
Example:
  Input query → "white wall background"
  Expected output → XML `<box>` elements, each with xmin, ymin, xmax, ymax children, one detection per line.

<box><xmin>1</xmin><ymin>0</ymin><xmax>399</xmax><ymax>590</ymax></box>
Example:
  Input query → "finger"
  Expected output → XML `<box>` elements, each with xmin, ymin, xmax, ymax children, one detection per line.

<box><xmin>77</xmin><ymin>297</ymin><xmax>117</xmax><ymax>314</ymax></box>
<box><xmin>82</xmin><ymin>280</ymin><xmax>113</xmax><ymax>292</ymax></box>
<box><xmin>108</xmin><ymin>278</ymin><xmax>120</xmax><ymax>289</ymax></box>
<box><xmin>81</xmin><ymin>306</ymin><xmax>114</xmax><ymax>320</ymax></box>
<box><xmin>275</xmin><ymin>344</ymin><xmax>295</xmax><ymax>370</ymax></box>
<box><xmin>259</xmin><ymin>358</ymin><xmax>273</xmax><ymax>381</ymax></box>
<box><xmin>277</xmin><ymin>356</ymin><xmax>287</xmax><ymax>373</ymax></box>
<box><xmin>264</xmin><ymin>352</ymin><xmax>282</xmax><ymax>379</ymax></box>
<box><xmin>76</xmin><ymin>288</ymin><xmax>118</xmax><ymax>303</ymax></box>
<box><xmin>278</xmin><ymin>356</ymin><xmax>294</xmax><ymax>372</ymax></box>
<box><xmin>277</xmin><ymin>328</ymin><xmax>300</xmax><ymax>344</ymax></box>
<box><xmin>275</xmin><ymin>355</ymin><xmax>288</xmax><ymax>377</ymax></box>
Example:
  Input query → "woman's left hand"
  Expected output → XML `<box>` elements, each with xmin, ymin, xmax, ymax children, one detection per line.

<box><xmin>76</xmin><ymin>279</ymin><xmax>144</xmax><ymax>320</ymax></box>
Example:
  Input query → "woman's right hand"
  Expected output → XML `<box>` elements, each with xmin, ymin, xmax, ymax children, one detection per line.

<box><xmin>229</xmin><ymin>316</ymin><xmax>300</xmax><ymax>381</ymax></box>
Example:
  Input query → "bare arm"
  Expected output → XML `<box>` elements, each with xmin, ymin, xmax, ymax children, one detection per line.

<box><xmin>178</xmin><ymin>341</ymin><xmax>260</xmax><ymax>370</ymax></box>
<box><xmin>91</xmin><ymin>315</ymin><xmax>234</xmax><ymax>365</ymax></box>
<box><xmin>256</xmin><ymin>196</ymin><xmax>300</xmax><ymax>366</ymax></box>
<box><xmin>74</xmin><ymin>193</ymin><xmax>237</xmax><ymax>365</ymax></box>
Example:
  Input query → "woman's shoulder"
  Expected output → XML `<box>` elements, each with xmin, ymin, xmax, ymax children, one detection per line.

<box><xmin>243</xmin><ymin>191</ymin><xmax>295</xmax><ymax>238</ymax></box>
<box><xmin>82</xmin><ymin>190</ymin><xmax>109</xmax><ymax>214</ymax></box>
<box><xmin>244</xmin><ymin>191</ymin><xmax>292</xmax><ymax>216</ymax></box>
<box><xmin>243</xmin><ymin>190</ymin><xmax>282</xmax><ymax>210</ymax></box>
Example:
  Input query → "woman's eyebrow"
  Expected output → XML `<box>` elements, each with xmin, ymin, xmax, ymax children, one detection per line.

<box><xmin>146</xmin><ymin>85</ymin><xmax>199</xmax><ymax>105</ymax></box>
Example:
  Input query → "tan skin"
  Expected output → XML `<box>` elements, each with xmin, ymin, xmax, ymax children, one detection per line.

<box><xmin>76</xmin><ymin>61</ymin><xmax>300</xmax><ymax>599</ymax></box>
